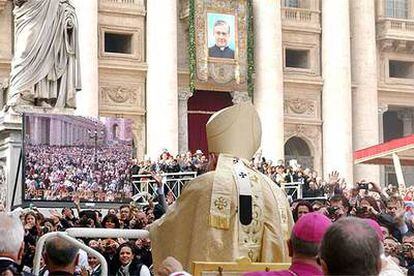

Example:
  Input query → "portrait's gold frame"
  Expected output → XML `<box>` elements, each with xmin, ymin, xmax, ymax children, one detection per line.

<box><xmin>194</xmin><ymin>0</ymin><xmax>248</xmax><ymax>92</ymax></box>
<box><xmin>192</xmin><ymin>258</ymin><xmax>290</xmax><ymax>276</ymax></box>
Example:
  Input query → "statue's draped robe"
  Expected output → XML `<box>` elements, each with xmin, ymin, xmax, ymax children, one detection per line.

<box><xmin>9</xmin><ymin>0</ymin><xmax>81</xmax><ymax>108</ymax></box>
<box><xmin>150</xmin><ymin>155</ymin><xmax>294</xmax><ymax>271</ymax></box>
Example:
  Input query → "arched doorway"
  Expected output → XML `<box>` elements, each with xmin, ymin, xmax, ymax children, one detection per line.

<box><xmin>284</xmin><ymin>136</ymin><xmax>313</xmax><ymax>169</ymax></box>
<box><xmin>187</xmin><ymin>91</ymin><xmax>233</xmax><ymax>153</ymax></box>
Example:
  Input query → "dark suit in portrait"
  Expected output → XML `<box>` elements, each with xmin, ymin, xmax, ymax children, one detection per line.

<box><xmin>208</xmin><ymin>45</ymin><xmax>235</xmax><ymax>59</ymax></box>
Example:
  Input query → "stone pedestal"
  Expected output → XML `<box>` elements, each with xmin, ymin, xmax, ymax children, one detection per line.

<box><xmin>0</xmin><ymin>111</ymin><xmax>23</xmax><ymax>210</ymax></box>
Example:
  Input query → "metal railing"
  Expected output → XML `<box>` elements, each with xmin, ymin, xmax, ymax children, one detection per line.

<box><xmin>131</xmin><ymin>172</ymin><xmax>197</xmax><ymax>203</ymax></box>
<box><xmin>33</xmin><ymin>232</ymin><xmax>108</xmax><ymax>276</ymax></box>
<box><xmin>282</xmin><ymin>182</ymin><xmax>303</xmax><ymax>200</ymax></box>
<box><xmin>33</xmin><ymin>228</ymin><xmax>149</xmax><ymax>276</ymax></box>
<box><xmin>132</xmin><ymin>173</ymin><xmax>319</xmax><ymax>203</ymax></box>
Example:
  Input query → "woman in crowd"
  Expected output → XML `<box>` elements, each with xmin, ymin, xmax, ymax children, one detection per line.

<box><xmin>87</xmin><ymin>252</ymin><xmax>103</xmax><ymax>276</ymax></box>
<box><xmin>111</xmin><ymin>242</ymin><xmax>151</xmax><ymax>276</ymax></box>
<box><xmin>292</xmin><ymin>200</ymin><xmax>313</xmax><ymax>222</ymax></box>
<box><xmin>102</xmin><ymin>213</ymin><xmax>121</xmax><ymax>229</ymax></box>
<box><xmin>22</xmin><ymin>211</ymin><xmax>42</xmax><ymax>268</ymax></box>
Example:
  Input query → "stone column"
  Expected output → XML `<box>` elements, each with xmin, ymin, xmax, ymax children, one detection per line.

<box><xmin>351</xmin><ymin>0</ymin><xmax>379</xmax><ymax>183</ymax></box>
<box><xmin>253</xmin><ymin>0</ymin><xmax>285</xmax><ymax>163</ymax></box>
<box><xmin>146</xmin><ymin>0</ymin><xmax>178</xmax><ymax>159</ymax></box>
<box><xmin>232</xmin><ymin>91</ymin><xmax>251</xmax><ymax>104</ymax></box>
<box><xmin>33</xmin><ymin>117</ymin><xmax>42</xmax><ymax>145</ymax></box>
<box><xmin>379</xmin><ymin>104</ymin><xmax>388</xmax><ymax>186</ymax></box>
<box><xmin>72</xmin><ymin>0</ymin><xmax>99</xmax><ymax>117</ymax></box>
<box><xmin>322</xmin><ymin>0</ymin><xmax>353</xmax><ymax>184</ymax></box>
<box><xmin>178</xmin><ymin>87</ymin><xmax>193</xmax><ymax>154</ymax></box>
<box><xmin>398</xmin><ymin>110</ymin><xmax>414</xmax><ymax>137</ymax></box>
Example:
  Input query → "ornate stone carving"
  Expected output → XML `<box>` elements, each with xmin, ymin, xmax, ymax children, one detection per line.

<box><xmin>378</xmin><ymin>103</ymin><xmax>389</xmax><ymax>115</ymax></box>
<box><xmin>178</xmin><ymin>87</ymin><xmax>193</xmax><ymax>101</ymax></box>
<box><xmin>284</xmin><ymin>123</ymin><xmax>321</xmax><ymax>148</ymax></box>
<box><xmin>395</xmin><ymin>40</ymin><xmax>407</xmax><ymax>52</ymax></box>
<box><xmin>380</xmin><ymin>40</ymin><xmax>394</xmax><ymax>52</ymax></box>
<box><xmin>0</xmin><ymin>0</ymin><xmax>8</xmax><ymax>12</ymax></box>
<box><xmin>232</xmin><ymin>91</ymin><xmax>250</xmax><ymax>104</ymax></box>
<box><xmin>284</xmin><ymin>98</ymin><xmax>316</xmax><ymax>116</ymax></box>
<box><xmin>380</xmin><ymin>39</ymin><xmax>412</xmax><ymax>53</ymax></box>
<box><xmin>208</xmin><ymin>63</ymin><xmax>236</xmax><ymax>84</ymax></box>
<box><xmin>101</xmin><ymin>86</ymin><xmax>139</xmax><ymax>105</ymax></box>
<box><xmin>179</xmin><ymin>0</ymin><xmax>189</xmax><ymax>19</ymax></box>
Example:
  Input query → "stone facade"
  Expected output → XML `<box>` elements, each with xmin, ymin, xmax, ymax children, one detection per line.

<box><xmin>1</xmin><ymin>0</ymin><xmax>414</xmax><ymax>184</ymax></box>
<box><xmin>98</xmin><ymin>0</ymin><xmax>146</xmax><ymax>159</ymax></box>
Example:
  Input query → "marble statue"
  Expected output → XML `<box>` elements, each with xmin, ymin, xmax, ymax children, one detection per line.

<box><xmin>7</xmin><ymin>0</ymin><xmax>81</xmax><ymax>109</ymax></box>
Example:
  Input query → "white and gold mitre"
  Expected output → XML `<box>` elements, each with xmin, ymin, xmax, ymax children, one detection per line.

<box><xmin>206</xmin><ymin>102</ymin><xmax>261</xmax><ymax>160</ymax></box>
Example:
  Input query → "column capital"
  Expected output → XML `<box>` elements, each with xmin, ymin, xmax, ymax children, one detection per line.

<box><xmin>178</xmin><ymin>87</ymin><xmax>193</xmax><ymax>101</ymax></box>
<box><xmin>231</xmin><ymin>91</ymin><xmax>251</xmax><ymax>104</ymax></box>
<box><xmin>378</xmin><ymin>103</ymin><xmax>388</xmax><ymax>115</ymax></box>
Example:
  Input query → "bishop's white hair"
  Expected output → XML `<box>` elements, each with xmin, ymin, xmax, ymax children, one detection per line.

<box><xmin>0</xmin><ymin>212</ymin><xmax>24</xmax><ymax>255</ymax></box>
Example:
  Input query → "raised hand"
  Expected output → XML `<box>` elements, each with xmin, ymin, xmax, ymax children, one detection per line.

<box><xmin>328</xmin><ymin>170</ymin><xmax>340</xmax><ymax>185</ymax></box>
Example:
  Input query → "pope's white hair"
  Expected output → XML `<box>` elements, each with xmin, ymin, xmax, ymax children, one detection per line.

<box><xmin>0</xmin><ymin>213</ymin><xmax>24</xmax><ymax>255</ymax></box>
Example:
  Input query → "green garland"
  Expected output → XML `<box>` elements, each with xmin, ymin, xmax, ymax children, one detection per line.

<box><xmin>247</xmin><ymin>0</ymin><xmax>255</xmax><ymax>99</ymax></box>
<box><xmin>188</xmin><ymin>0</ymin><xmax>196</xmax><ymax>93</ymax></box>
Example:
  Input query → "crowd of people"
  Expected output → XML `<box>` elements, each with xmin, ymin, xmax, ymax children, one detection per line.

<box><xmin>24</xmin><ymin>147</ymin><xmax>210</xmax><ymax>203</ymax></box>
<box><xmin>5</xmin><ymin>172</ymin><xmax>414</xmax><ymax>275</ymax></box>
<box><xmin>11</xmin><ymin>149</ymin><xmax>414</xmax><ymax>275</ymax></box>
<box><xmin>24</xmin><ymin>142</ymin><xmax>344</xmax><ymax>204</ymax></box>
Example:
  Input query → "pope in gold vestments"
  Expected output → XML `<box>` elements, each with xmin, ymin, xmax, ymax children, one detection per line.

<box><xmin>150</xmin><ymin>103</ymin><xmax>294</xmax><ymax>271</ymax></box>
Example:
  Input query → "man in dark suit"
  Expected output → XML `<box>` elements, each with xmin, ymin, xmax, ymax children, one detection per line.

<box><xmin>0</xmin><ymin>212</ymin><xmax>33</xmax><ymax>275</ymax></box>
<box><xmin>208</xmin><ymin>20</ymin><xmax>235</xmax><ymax>59</ymax></box>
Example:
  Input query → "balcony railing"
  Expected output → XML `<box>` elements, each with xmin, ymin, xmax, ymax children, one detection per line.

<box><xmin>281</xmin><ymin>7</ymin><xmax>320</xmax><ymax>32</ymax></box>
<box><xmin>102</xmin><ymin>0</ymin><xmax>136</xmax><ymax>3</ymax></box>
<box><xmin>99</xmin><ymin>0</ymin><xmax>145</xmax><ymax>15</ymax></box>
<box><xmin>377</xmin><ymin>17</ymin><xmax>414</xmax><ymax>41</ymax></box>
